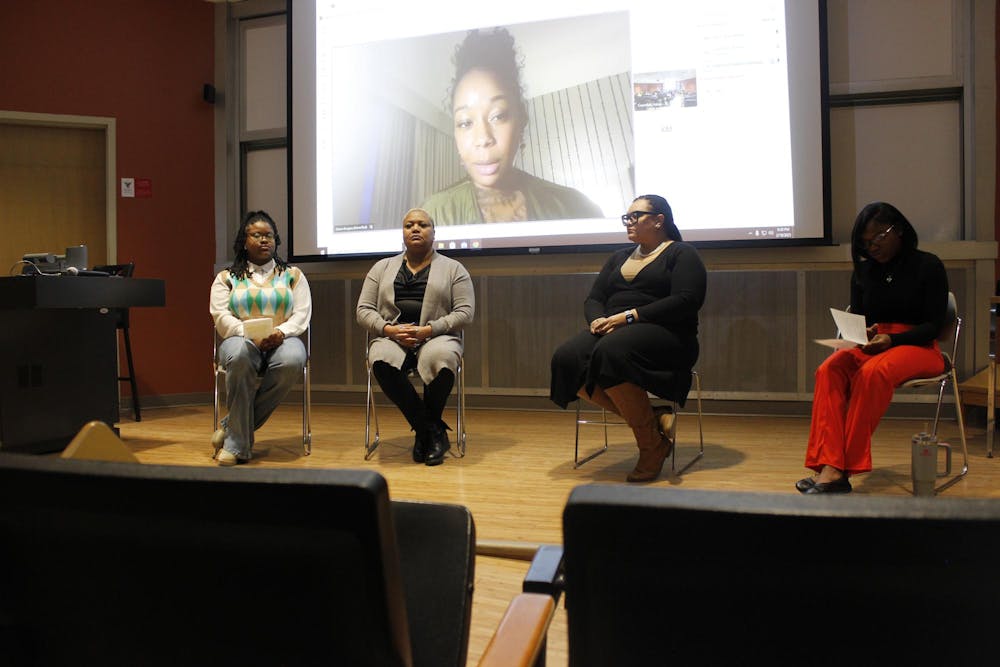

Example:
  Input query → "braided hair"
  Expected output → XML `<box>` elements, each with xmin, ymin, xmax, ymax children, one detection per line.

<box><xmin>227</xmin><ymin>210</ymin><xmax>289</xmax><ymax>280</ymax></box>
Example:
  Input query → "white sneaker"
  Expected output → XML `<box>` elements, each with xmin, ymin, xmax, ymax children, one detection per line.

<box><xmin>215</xmin><ymin>449</ymin><xmax>239</xmax><ymax>466</ymax></box>
<box><xmin>211</xmin><ymin>429</ymin><xmax>226</xmax><ymax>457</ymax></box>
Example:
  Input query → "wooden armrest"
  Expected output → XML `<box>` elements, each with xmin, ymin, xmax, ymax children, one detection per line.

<box><xmin>478</xmin><ymin>592</ymin><xmax>556</xmax><ymax>667</ymax></box>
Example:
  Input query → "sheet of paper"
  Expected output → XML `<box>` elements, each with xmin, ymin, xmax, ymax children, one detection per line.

<box><xmin>829</xmin><ymin>308</ymin><xmax>868</xmax><ymax>344</ymax></box>
<box><xmin>242</xmin><ymin>317</ymin><xmax>273</xmax><ymax>343</ymax></box>
<box><xmin>813</xmin><ymin>338</ymin><xmax>860</xmax><ymax>350</ymax></box>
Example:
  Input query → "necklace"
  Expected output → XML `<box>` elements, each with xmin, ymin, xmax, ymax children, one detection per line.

<box><xmin>634</xmin><ymin>241</ymin><xmax>667</xmax><ymax>259</ymax></box>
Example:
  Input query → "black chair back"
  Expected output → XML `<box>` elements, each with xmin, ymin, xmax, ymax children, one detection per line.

<box><xmin>393</xmin><ymin>500</ymin><xmax>476</xmax><ymax>667</ymax></box>
<box><xmin>0</xmin><ymin>455</ymin><xmax>472</xmax><ymax>666</ymax></box>
<box><xmin>563</xmin><ymin>485</ymin><xmax>1000</xmax><ymax>666</ymax></box>
<box><xmin>91</xmin><ymin>262</ymin><xmax>135</xmax><ymax>278</ymax></box>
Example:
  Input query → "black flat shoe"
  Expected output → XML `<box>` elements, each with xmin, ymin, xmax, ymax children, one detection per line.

<box><xmin>802</xmin><ymin>476</ymin><xmax>852</xmax><ymax>494</ymax></box>
<box><xmin>412</xmin><ymin>432</ymin><xmax>428</xmax><ymax>463</ymax></box>
<box><xmin>424</xmin><ymin>422</ymin><xmax>451</xmax><ymax>467</ymax></box>
<box><xmin>795</xmin><ymin>477</ymin><xmax>817</xmax><ymax>493</ymax></box>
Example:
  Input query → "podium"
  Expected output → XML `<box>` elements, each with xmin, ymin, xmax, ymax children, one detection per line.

<box><xmin>0</xmin><ymin>275</ymin><xmax>165</xmax><ymax>453</ymax></box>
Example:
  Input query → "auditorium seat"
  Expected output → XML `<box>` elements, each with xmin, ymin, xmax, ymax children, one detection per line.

<box><xmin>482</xmin><ymin>484</ymin><xmax>1000</xmax><ymax>666</ymax></box>
<box><xmin>0</xmin><ymin>455</ymin><xmax>474</xmax><ymax>667</ymax></box>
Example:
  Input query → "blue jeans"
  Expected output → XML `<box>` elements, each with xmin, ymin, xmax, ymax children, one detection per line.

<box><xmin>218</xmin><ymin>336</ymin><xmax>306</xmax><ymax>459</ymax></box>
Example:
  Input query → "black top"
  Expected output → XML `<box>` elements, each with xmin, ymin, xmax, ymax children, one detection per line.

<box><xmin>850</xmin><ymin>248</ymin><xmax>948</xmax><ymax>347</ymax></box>
<box><xmin>584</xmin><ymin>242</ymin><xmax>707</xmax><ymax>338</ymax></box>
<box><xmin>393</xmin><ymin>263</ymin><xmax>430</xmax><ymax>323</ymax></box>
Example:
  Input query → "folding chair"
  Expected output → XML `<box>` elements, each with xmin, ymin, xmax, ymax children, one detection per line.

<box><xmin>574</xmin><ymin>371</ymin><xmax>704</xmax><ymax>475</ymax></box>
<box><xmin>835</xmin><ymin>293</ymin><xmax>968</xmax><ymax>492</ymax></box>
<box><xmin>364</xmin><ymin>331</ymin><xmax>466</xmax><ymax>460</ymax></box>
<box><xmin>896</xmin><ymin>292</ymin><xmax>969</xmax><ymax>492</ymax></box>
<box><xmin>213</xmin><ymin>327</ymin><xmax>311</xmax><ymax>455</ymax></box>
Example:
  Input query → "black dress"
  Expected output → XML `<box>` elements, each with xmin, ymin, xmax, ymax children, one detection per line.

<box><xmin>550</xmin><ymin>242</ymin><xmax>707</xmax><ymax>408</ymax></box>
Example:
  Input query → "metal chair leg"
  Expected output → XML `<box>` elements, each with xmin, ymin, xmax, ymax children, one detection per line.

<box><xmin>302</xmin><ymin>362</ymin><xmax>311</xmax><ymax>456</ymax></box>
<box><xmin>933</xmin><ymin>368</ymin><xmax>969</xmax><ymax>494</ymax></box>
<box><xmin>364</xmin><ymin>360</ymin><xmax>381</xmax><ymax>460</ymax></box>
<box><xmin>671</xmin><ymin>371</ymin><xmax>704</xmax><ymax>475</ymax></box>
<box><xmin>452</xmin><ymin>356</ymin><xmax>467</xmax><ymax>458</ymax></box>
<box><xmin>121</xmin><ymin>324</ymin><xmax>140</xmax><ymax>421</ymax></box>
<box><xmin>574</xmin><ymin>401</ymin><xmax>610</xmax><ymax>468</ymax></box>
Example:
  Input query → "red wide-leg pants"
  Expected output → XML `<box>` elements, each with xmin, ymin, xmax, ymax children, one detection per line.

<box><xmin>805</xmin><ymin>323</ymin><xmax>943</xmax><ymax>475</ymax></box>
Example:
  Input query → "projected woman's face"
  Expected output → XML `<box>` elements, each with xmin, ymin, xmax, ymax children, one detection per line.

<box><xmin>453</xmin><ymin>68</ymin><xmax>524</xmax><ymax>191</ymax></box>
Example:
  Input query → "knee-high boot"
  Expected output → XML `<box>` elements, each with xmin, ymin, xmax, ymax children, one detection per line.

<box><xmin>578</xmin><ymin>385</ymin><xmax>621</xmax><ymax>416</ymax></box>
<box><xmin>603</xmin><ymin>382</ymin><xmax>672</xmax><ymax>483</ymax></box>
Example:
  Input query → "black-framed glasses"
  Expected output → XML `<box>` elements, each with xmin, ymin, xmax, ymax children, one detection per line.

<box><xmin>621</xmin><ymin>210</ymin><xmax>658</xmax><ymax>227</ymax></box>
<box><xmin>248</xmin><ymin>232</ymin><xmax>276</xmax><ymax>241</ymax></box>
<box><xmin>862</xmin><ymin>225</ymin><xmax>894</xmax><ymax>249</ymax></box>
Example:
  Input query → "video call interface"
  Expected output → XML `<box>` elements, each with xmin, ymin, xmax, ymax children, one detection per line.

<box><xmin>290</xmin><ymin>0</ymin><xmax>825</xmax><ymax>259</ymax></box>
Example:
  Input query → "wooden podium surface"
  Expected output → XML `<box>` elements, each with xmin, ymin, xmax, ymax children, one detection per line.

<box><xmin>0</xmin><ymin>276</ymin><xmax>165</xmax><ymax>453</ymax></box>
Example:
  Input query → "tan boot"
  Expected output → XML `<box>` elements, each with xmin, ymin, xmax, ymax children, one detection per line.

<box><xmin>653</xmin><ymin>406</ymin><xmax>676</xmax><ymax>442</ymax></box>
<box><xmin>604</xmin><ymin>383</ymin><xmax>673</xmax><ymax>483</ymax></box>
<box><xmin>577</xmin><ymin>385</ymin><xmax>621</xmax><ymax>417</ymax></box>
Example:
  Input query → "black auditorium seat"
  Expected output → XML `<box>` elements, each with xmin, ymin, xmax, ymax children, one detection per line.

<box><xmin>0</xmin><ymin>455</ymin><xmax>475</xmax><ymax>667</ymax></box>
<box><xmin>482</xmin><ymin>485</ymin><xmax>1000</xmax><ymax>666</ymax></box>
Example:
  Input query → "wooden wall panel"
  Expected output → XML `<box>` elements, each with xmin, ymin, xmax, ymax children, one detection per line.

<box><xmin>483</xmin><ymin>274</ymin><xmax>592</xmax><ymax>390</ymax></box>
<box><xmin>697</xmin><ymin>271</ymin><xmax>798</xmax><ymax>393</ymax></box>
<box><xmin>0</xmin><ymin>124</ymin><xmax>106</xmax><ymax>271</ymax></box>
<box><xmin>803</xmin><ymin>269</ymin><xmax>854</xmax><ymax>391</ymax></box>
<box><xmin>308</xmin><ymin>278</ymin><xmax>348</xmax><ymax>385</ymax></box>
<box><xmin>305</xmin><ymin>262</ymin><xmax>979</xmax><ymax>406</ymax></box>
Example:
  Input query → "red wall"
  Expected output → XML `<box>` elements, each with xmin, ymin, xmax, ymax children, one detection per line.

<box><xmin>0</xmin><ymin>1</ymin><xmax>215</xmax><ymax>397</ymax></box>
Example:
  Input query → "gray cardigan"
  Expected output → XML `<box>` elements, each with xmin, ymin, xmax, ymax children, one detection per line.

<box><xmin>356</xmin><ymin>251</ymin><xmax>474</xmax><ymax>383</ymax></box>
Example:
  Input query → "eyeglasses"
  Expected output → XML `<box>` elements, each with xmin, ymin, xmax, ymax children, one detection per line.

<box><xmin>621</xmin><ymin>210</ymin><xmax>658</xmax><ymax>227</ymax></box>
<box><xmin>862</xmin><ymin>225</ymin><xmax>894</xmax><ymax>249</ymax></box>
<box><xmin>248</xmin><ymin>232</ymin><xmax>276</xmax><ymax>241</ymax></box>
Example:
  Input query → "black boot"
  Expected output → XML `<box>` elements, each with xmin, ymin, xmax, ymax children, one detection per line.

<box><xmin>424</xmin><ymin>421</ymin><xmax>451</xmax><ymax>466</ymax></box>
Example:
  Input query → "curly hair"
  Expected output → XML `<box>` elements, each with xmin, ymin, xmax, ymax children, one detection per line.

<box><xmin>634</xmin><ymin>194</ymin><xmax>683</xmax><ymax>242</ymax></box>
<box><xmin>227</xmin><ymin>210</ymin><xmax>289</xmax><ymax>279</ymax></box>
<box><xmin>449</xmin><ymin>27</ymin><xmax>528</xmax><ymax>124</ymax></box>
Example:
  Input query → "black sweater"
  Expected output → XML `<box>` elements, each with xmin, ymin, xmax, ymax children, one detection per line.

<box><xmin>850</xmin><ymin>248</ymin><xmax>948</xmax><ymax>347</ymax></box>
<box><xmin>584</xmin><ymin>242</ymin><xmax>707</xmax><ymax>338</ymax></box>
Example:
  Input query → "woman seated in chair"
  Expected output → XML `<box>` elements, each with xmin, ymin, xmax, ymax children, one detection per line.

<box><xmin>357</xmin><ymin>208</ymin><xmax>475</xmax><ymax>466</ymax></box>
<box><xmin>550</xmin><ymin>194</ymin><xmax>707</xmax><ymax>483</ymax></box>
<box><xmin>209</xmin><ymin>210</ymin><xmax>312</xmax><ymax>466</ymax></box>
<box><xmin>798</xmin><ymin>202</ymin><xmax>948</xmax><ymax>494</ymax></box>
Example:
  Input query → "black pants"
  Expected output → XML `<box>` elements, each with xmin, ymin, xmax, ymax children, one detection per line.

<box><xmin>372</xmin><ymin>358</ymin><xmax>454</xmax><ymax>436</ymax></box>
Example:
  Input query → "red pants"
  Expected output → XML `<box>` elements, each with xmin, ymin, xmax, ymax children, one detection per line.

<box><xmin>805</xmin><ymin>323</ymin><xmax>943</xmax><ymax>475</ymax></box>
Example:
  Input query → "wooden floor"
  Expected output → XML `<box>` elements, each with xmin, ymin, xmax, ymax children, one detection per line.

<box><xmin>115</xmin><ymin>403</ymin><xmax>999</xmax><ymax>665</ymax></box>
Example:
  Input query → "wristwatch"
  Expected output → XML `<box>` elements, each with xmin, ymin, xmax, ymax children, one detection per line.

<box><xmin>625</xmin><ymin>311</ymin><xmax>635</xmax><ymax>325</ymax></box>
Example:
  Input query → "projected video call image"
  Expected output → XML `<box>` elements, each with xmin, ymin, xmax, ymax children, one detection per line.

<box><xmin>294</xmin><ymin>1</ymin><xmax>825</xmax><ymax>258</ymax></box>
<box><xmin>321</xmin><ymin>13</ymin><xmax>632</xmax><ymax>236</ymax></box>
